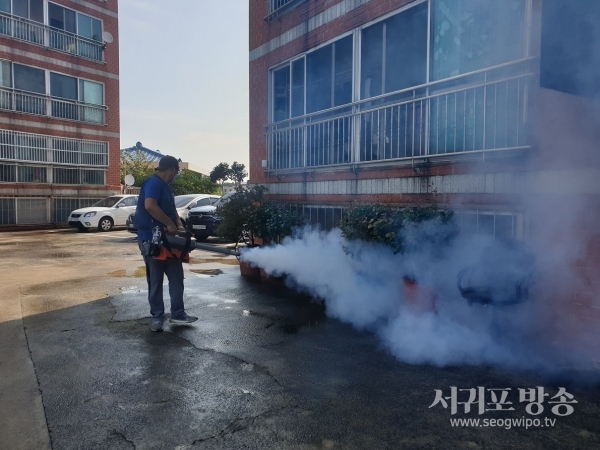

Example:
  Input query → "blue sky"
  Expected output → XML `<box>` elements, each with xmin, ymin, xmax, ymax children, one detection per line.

<box><xmin>119</xmin><ymin>1</ymin><xmax>249</xmax><ymax>174</ymax></box>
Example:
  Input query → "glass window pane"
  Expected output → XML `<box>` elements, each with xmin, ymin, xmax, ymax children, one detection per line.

<box><xmin>431</xmin><ymin>0</ymin><xmax>527</xmax><ymax>80</ymax></box>
<box><xmin>18</xmin><ymin>166</ymin><xmax>46</xmax><ymax>183</ymax></box>
<box><xmin>478</xmin><ymin>214</ymin><xmax>494</xmax><ymax>236</ymax></box>
<box><xmin>0</xmin><ymin>198</ymin><xmax>16</xmax><ymax>225</ymax></box>
<box><xmin>385</xmin><ymin>3</ymin><xmax>428</xmax><ymax>93</ymax></box>
<box><xmin>306</xmin><ymin>44</ymin><xmax>333</xmax><ymax>113</ymax></box>
<box><xmin>495</xmin><ymin>214</ymin><xmax>513</xmax><ymax>240</ymax></box>
<box><xmin>461</xmin><ymin>212</ymin><xmax>477</xmax><ymax>235</ymax></box>
<box><xmin>0</xmin><ymin>0</ymin><xmax>10</xmax><ymax>13</ymax></box>
<box><xmin>65</xmin><ymin>8</ymin><xmax>76</xmax><ymax>33</ymax></box>
<box><xmin>13</xmin><ymin>0</ymin><xmax>28</xmax><ymax>18</ymax></box>
<box><xmin>273</xmin><ymin>66</ymin><xmax>290</xmax><ymax>122</ymax></box>
<box><xmin>91</xmin><ymin>17</ymin><xmax>102</xmax><ymax>41</ymax></box>
<box><xmin>0</xmin><ymin>60</ymin><xmax>11</xmax><ymax>88</ymax></box>
<box><xmin>79</xmin><ymin>80</ymin><xmax>103</xmax><ymax>105</ymax></box>
<box><xmin>48</xmin><ymin>3</ymin><xmax>65</xmax><ymax>29</ymax></box>
<box><xmin>361</xmin><ymin>22</ymin><xmax>383</xmax><ymax>99</ymax></box>
<box><xmin>30</xmin><ymin>0</ymin><xmax>43</xmax><ymax>22</ymax></box>
<box><xmin>14</xmin><ymin>64</ymin><xmax>45</xmax><ymax>94</ymax></box>
<box><xmin>334</xmin><ymin>36</ymin><xmax>353</xmax><ymax>106</ymax></box>
<box><xmin>291</xmin><ymin>59</ymin><xmax>304</xmax><ymax>118</ymax></box>
<box><xmin>0</xmin><ymin>164</ymin><xmax>16</xmax><ymax>182</ymax></box>
<box><xmin>50</xmin><ymin>73</ymin><xmax>78</xmax><ymax>100</ymax></box>
<box><xmin>77</xmin><ymin>14</ymin><xmax>92</xmax><ymax>39</ymax></box>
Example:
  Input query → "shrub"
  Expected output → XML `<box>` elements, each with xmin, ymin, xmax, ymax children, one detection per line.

<box><xmin>216</xmin><ymin>185</ymin><xmax>267</xmax><ymax>243</ymax></box>
<box><xmin>339</xmin><ymin>203</ymin><xmax>456</xmax><ymax>254</ymax></box>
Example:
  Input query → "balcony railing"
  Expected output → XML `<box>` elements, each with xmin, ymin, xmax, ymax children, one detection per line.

<box><xmin>0</xmin><ymin>88</ymin><xmax>107</xmax><ymax>125</ymax></box>
<box><xmin>266</xmin><ymin>59</ymin><xmax>537</xmax><ymax>172</ymax></box>
<box><xmin>0</xmin><ymin>129</ymin><xmax>109</xmax><ymax>167</ymax></box>
<box><xmin>265</xmin><ymin>0</ymin><xmax>305</xmax><ymax>21</ymax></box>
<box><xmin>0</xmin><ymin>13</ymin><xmax>104</xmax><ymax>62</ymax></box>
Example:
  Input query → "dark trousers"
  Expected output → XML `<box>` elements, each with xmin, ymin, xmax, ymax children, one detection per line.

<box><xmin>139</xmin><ymin>242</ymin><xmax>185</xmax><ymax>320</ymax></box>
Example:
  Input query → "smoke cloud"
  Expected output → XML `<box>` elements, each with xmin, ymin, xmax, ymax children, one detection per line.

<box><xmin>241</xmin><ymin>222</ymin><xmax>598</xmax><ymax>376</ymax></box>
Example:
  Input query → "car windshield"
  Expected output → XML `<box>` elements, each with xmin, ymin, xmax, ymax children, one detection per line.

<box><xmin>92</xmin><ymin>196</ymin><xmax>122</xmax><ymax>208</ymax></box>
<box><xmin>175</xmin><ymin>195</ymin><xmax>199</xmax><ymax>208</ymax></box>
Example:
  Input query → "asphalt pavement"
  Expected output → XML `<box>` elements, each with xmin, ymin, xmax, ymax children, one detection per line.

<box><xmin>0</xmin><ymin>230</ymin><xmax>599</xmax><ymax>450</ymax></box>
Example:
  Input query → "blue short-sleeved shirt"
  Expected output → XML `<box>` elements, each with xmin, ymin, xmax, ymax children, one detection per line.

<box><xmin>135</xmin><ymin>174</ymin><xmax>178</xmax><ymax>241</ymax></box>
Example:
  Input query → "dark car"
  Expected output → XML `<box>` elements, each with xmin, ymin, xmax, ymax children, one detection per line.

<box><xmin>126</xmin><ymin>211</ymin><xmax>137</xmax><ymax>234</ymax></box>
<box><xmin>187</xmin><ymin>192</ymin><xmax>234</xmax><ymax>241</ymax></box>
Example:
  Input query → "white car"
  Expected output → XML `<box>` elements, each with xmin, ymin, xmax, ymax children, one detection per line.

<box><xmin>68</xmin><ymin>195</ymin><xmax>138</xmax><ymax>232</ymax></box>
<box><xmin>174</xmin><ymin>194</ymin><xmax>221</xmax><ymax>227</ymax></box>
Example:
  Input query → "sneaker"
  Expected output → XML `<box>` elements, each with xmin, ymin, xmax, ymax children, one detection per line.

<box><xmin>150</xmin><ymin>318</ymin><xmax>164</xmax><ymax>332</ymax></box>
<box><xmin>169</xmin><ymin>314</ymin><xmax>198</xmax><ymax>324</ymax></box>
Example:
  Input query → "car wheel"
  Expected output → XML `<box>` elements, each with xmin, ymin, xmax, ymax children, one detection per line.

<box><xmin>98</xmin><ymin>217</ymin><xmax>114</xmax><ymax>232</ymax></box>
<box><xmin>194</xmin><ymin>234</ymin><xmax>208</xmax><ymax>242</ymax></box>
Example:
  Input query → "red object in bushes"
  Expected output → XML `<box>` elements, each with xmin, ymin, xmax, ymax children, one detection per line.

<box><xmin>403</xmin><ymin>277</ymin><xmax>438</xmax><ymax>314</ymax></box>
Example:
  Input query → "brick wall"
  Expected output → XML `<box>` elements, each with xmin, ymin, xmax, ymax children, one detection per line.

<box><xmin>0</xmin><ymin>0</ymin><xmax>120</xmax><ymax>194</ymax></box>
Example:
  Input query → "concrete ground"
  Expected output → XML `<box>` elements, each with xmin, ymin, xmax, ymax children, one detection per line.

<box><xmin>0</xmin><ymin>229</ymin><xmax>599</xmax><ymax>450</ymax></box>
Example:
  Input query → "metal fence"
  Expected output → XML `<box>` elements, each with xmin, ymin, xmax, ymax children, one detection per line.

<box><xmin>266</xmin><ymin>59</ymin><xmax>535</xmax><ymax>171</ymax></box>
<box><xmin>0</xmin><ymin>88</ymin><xmax>106</xmax><ymax>125</ymax></box>
<box><xmin>0</xmin><ymin>130</ymin><xmax>108</xmax><ymax>167</ymax></box>
<box><xmin>0</xmin><ymin>13</ymin><xmax>103</xmax><ymax>62</ymax></box>
<box><xmin>268</xmin><ymin>0</ymin><xmax>298</xmax><ymax>14</ymax></box>
<box><xmin>0</xmin><ymin>196</ymin><xmax>102</xmax><ymax>224</ymax></box>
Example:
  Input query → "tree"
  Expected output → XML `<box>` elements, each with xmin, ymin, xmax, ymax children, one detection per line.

<box><xmin>171</xmin><ymin>170</ymin><xmax>219</xmax><ymax>196</ymax></box>
<box><xmin>209</xmin><ymin>162</ymin><xmax>231</xmax><ymax>193</ymax></box>
<box><xmin>120</xmin><ymin>150</ymin><xmax>154</xmax><ymax>187</ymax></box>
<box><xmin>230</xmin><ymin>161</ymin><xmax>248</xmax><ymax>187</ymax></box>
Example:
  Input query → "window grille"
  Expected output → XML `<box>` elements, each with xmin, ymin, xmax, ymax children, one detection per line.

<box><xmin>81</xmin><ymin>169</ymin><xmax>104</xmax><ymax>185</ymax></box>
<box><xmin>53</xmin><ymin>167</ymin><xmax>79</xmax><ymax>184</ymax></box>
<box><xmin>53</xmin><ymin>197</ymin><xmax>99</xmax><ymax>222</ymax></box>
<box><xmin>267</xmin><ymin>0</ymin><xmax>302</xmax><ymax>15</ymax></box>
<box><xmin>0</xmin><ymin>163</ymin><xmax>16</xmax><ymax>182</ymax></box>
<box><xmin>17</xmin><ymin>165</ymin><xmax>47</xmax><ymax>183</ymax></box>
<box><xmin>0</xmin><ymin>197</ymin><xmax>16</xmax><ymax>224</ymax></box>
<box><xmin>0</xmin><ymin>129</ymin><xmax>108</xmax><ymax>167</ymax></box>
<box><xmin>15</xmin><ymin>198</ymin><xmax>47</xmax><ymax>224</ymax></box>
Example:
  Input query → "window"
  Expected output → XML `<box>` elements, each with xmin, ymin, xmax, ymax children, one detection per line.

<box><xmin>17</xmin><ymin>165</ymin><xmax>46</xmax><ymax>183</ymax></box>
<box><xmin>306</xmin><ymin>35</ymin><xmax>352</xmax><ymax>113</ymax></box>
<box><xmin>14</xmin><ymin>63</ymin><xmax>45</xmax><ymax>94</ymax></box>
<box><xmin>50</xmin><ymin>73</ymin><xmax>77</xmax><ymax>100</ymax></box>
<box><xmin>540</xmin><ymin>0</ymin><xmax>600</xmax><ymax>99</ymax></box>
<box><xmin>80</xmin><ymin>169</ymin><xmax>104</xmax><ymax>185</ymax></box>
<box><xmin>0</xmin><ymin>163</ymin><xmax>16</xmax><ymax>182</ymax></box>
<box><xmin>16</xmin><ymin>198</ymin><xmax>46</xmax><ymax>223</ymax></box>
<box><xmin>195</xmin><ymin>198</ymin><xmax>213</xmax><ymax>207</ymax></box>
<box><xmin>53</xmin><ymin>167</ymin><xmax>78</xmax><ymax>184</ymax></box>
<box><xmin>0</xmin><ymin>197</ymin><xmax>16</xmax><ymax>224</ymax></box>
<box><xmin>361</xmin><ymin>3</ymin><xmax>428</xmax><ymax>99</ymax></box>
<box><xmin>457</xmin><ymin>211</ymin><xmax>521</xmax><ymax>239</ymax></box>
<box><xmin>118</xmin><ymin>196</ymin><xmax>136</xmax><ymax>207</ymax></box>
<box><xmin>48</xmin><ymin>2</ymin><xmax>76</xmax><ymax>33</ymax></box>
<box><xmin>12</xmin><ymin>0</ymin><xmax>43</xmax><ymax>22</ymax></box>
<box><xmin>79</xmin><ymin>79</ymin><xmax>103</xmax><ymax>105</ymax></box>
<box><xmin>431</xmin><ymin>0</ymin><xmax>527</xmax><ymax>80</ymax></box>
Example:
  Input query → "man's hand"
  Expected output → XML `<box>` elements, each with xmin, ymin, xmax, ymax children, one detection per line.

<box><xmin>165</xmin><ymin>223</ymin><xmax>178</xmax><ymax>236</ymax></box>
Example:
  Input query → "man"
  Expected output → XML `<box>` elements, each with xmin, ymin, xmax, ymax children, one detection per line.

<box><xmin>135</xmin><ymin>155</ymin><xmax>198</xmax><ymax>332</ymax></box>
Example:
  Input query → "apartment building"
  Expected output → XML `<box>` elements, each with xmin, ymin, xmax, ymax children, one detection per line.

<box><xmin>250</xmin><ymin>0</ymin><xmax>600</xmax><ymax>350</ymax></box>
<box><xmin>0</xmin><ymin>0</ymin><xmax>119</xmax><ymax>227</ymax></box>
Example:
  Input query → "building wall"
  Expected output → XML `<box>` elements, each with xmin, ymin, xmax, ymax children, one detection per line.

<box><xmin>249</xmin><ymin>0</ymin><xmax>600</xmax><ymax>355</ymax></box>
<box><xmin>0</xmin><ymin>0</ymin><xmax>120</xmax><ymax>226</ymax></box>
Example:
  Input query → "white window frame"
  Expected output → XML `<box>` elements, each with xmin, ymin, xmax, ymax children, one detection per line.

<box><xmin>47</xmin><ymin>1</ymin><xmax>104</xmax><ymax>41</ymax></box>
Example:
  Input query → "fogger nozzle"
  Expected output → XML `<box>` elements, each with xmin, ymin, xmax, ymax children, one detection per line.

<box><xmin>164</xmin><ymin>235</ymin><xmax>240</xmax><ymax>257</ymax></box>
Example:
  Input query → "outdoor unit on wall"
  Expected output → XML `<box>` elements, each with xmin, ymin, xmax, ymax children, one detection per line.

<box><xmin>262</xmin><ymin>160</ymin><xmax>268</xmax><ymax>170</ymax></box>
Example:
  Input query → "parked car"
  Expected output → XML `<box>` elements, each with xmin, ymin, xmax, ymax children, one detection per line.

<box><xmin>125</xmin><ymin>194</ymin><xmax>220</xmax><ymax>234</ymax></box>
<box><xmin>187</xmin><ymin>192</ymin><xmax>235</xmax><ymax>241</ymax></box>
<box><xmin>126</xmin><ymin>212</ymin><xmax>137</xmax><ymax>234</ymax></box>
<box><xmin>68</xmin><ymin>195</ymin><xmax>138</xmax><ymax>232</ymax></box>
<box><xmin>174</xmin><ymin>194</ymin><xmax>221</xmax><ymax>228</ymax></box>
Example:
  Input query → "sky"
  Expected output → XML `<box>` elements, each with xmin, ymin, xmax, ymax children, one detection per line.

<box><xmin>118</xmin><ymin>0</ymin><xmax>249</xmax><ymax>175</ymax></box>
